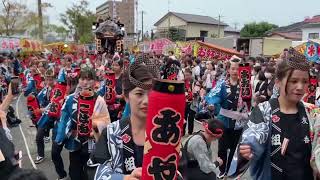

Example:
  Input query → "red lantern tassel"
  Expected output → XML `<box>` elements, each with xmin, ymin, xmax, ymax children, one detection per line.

<box><xmin>141</xmin><ymin>79</ymin><xmax>185</xmax><ymax>180</ymax></box>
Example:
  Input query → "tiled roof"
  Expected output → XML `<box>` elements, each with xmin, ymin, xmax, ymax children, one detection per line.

<box><xmin>154</xmin><ymin>12</ymin><xmax>228</xmax><ymax>26</ymax></box>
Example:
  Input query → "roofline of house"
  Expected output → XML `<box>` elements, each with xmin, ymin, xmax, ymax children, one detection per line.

<box><xmin>154</xmin><ymin>12</ymin><xmax>228</xmax><ymax>27</ymax></box>
<box><xmin>96</xmin><ymin>1</ymin><xmax>109</xmax><ymax>10</ymax></box>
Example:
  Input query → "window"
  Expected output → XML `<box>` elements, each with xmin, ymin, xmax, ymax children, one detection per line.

<box><xmin>308</xmin><ymin>33</ymin><xmax>319</xmax><ymax>39</ymax></box>
<box><xmin>200</xmin><ymin>30</ymin><xmax>208</xmax><ymax>37</ymax></box>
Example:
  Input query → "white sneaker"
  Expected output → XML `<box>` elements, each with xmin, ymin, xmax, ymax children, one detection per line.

<box><xmin>34</xmin><ymin>156</ymin><xmax>44</xmax><ymax>164</ymax></box>
<box><xmin>217</xmin><ymin>172</ymin><xmax>225</xmax><ymax>179</ymax></box>
<box><xmin>44</xmin><ymin>136</ymin><xmax>50</xmax><ymax>143</ymax></box>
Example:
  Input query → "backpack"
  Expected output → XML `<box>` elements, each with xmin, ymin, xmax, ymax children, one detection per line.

<box><xmin>178</xmin><ymin>131</ymin><xmax>207</xmax><ymax>179</ymax></box>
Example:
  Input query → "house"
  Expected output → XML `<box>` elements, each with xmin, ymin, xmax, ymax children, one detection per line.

<box><xmin>266</xmin><ymin>15</ymin><xmax>320</xmax><ymax>41</ymax></box>
<box><xmin>267</xmin><ymin>32</ymin><xmax>302</xmax><ymax>41</ymax></box>
<box><xmin>154</xmin><ymin>12</ymin><xmax>228</xmax><ymax>40</ymax></box>
<box><xmin>301</xmin><ymin>23</ymin><xmax>320</xmax><ymax>41</ymax></box>
<box><xmin>224</xmin><ymin>26</ymin><xmax>240</xmax><ymax>38</ymax></box>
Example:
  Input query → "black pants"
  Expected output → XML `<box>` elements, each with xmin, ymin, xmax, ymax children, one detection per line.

<box><xmin>69</xmin><ymin>149</ymin><xmax>90</xmax><ymax>180</ymax></box>
<box><xmin>35</xmin><ymin>126</ymin><xmax>51</xmax><ymax>157</ymax></box>
<box><xmin>184</xmin><ymin>103</ymin><xmax>196</xmax><ymax>135</ymax></box>
<box><xmin>218</xmin><ymin>128</ymin><xmax>242</xmax><ymax>175</ymax></box>
<box><xmin>35</xmin><ymin>128</ymin><xmax>46</xmax><ymax>157</ymax></box>
<box><xmin>51</xmin><ymin>142</ymin><xmax>67</xmax><ymax>178</ymax></box>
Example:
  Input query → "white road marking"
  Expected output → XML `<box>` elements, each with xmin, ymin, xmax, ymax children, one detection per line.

<box><xmin>16</xmin><ymin>93</ymin><xmax>37</xmax><ymax>169</ymax></box>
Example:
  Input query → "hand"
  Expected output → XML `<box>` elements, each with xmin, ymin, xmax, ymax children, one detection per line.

<box><xmin>7</xmin><ymin>83</ymin><xmax>13</xmax><ymax>97</ymax></box>
<box><xmin>217</xmin><ymin>157</ymin><xmax>223</xmax><ymax>166</ymax></box>
<box><xmin>124</xmin><ymin>168</ymin><xmax>142</xmax><ymax>180</ymax></box>
<box><xmin>239</xmin><ymin>145</ymin><xmax>253</xmax><ymax>160</ymax></box>
<box><xmin>0</xmin><ymin>109</ymin><xmax>7</xmax><ymax>127</ymax></box>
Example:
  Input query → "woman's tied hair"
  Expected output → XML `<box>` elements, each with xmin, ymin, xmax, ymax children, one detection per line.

<box><xmin>128</xmin><ymin>56</ymin><xmax>160</xmax><ymax>90</ymax></box>
<box><xmin>285</xmin><ymin>47</ymin><xmax>310</xmax><ymax>71</ymax></box>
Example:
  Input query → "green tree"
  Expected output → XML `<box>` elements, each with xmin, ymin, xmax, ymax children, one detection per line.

<box><xmin>240</xmin><ymin>22</ymin><xmax>278</xmax><ymax>37</ymax></box>
<box><xmin>168</xmin><ymin>27</ymin><xmax>185</xmax><ymax>41</ymax></box>
<box><xmin>0</xmin><ymin>0</ymin><xmax>29</xmax><ymax>36</ymax></box>
<box><xmin>60</xmin><ymin>0</ymin><xmax>95</xmax><ymax>44</ymax></box>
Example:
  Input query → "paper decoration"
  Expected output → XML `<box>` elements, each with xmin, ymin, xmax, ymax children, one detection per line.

<box><xmin>305</xmin><ymin>42</ymin><xmax>319</xmax><ymax>63</ymax></box>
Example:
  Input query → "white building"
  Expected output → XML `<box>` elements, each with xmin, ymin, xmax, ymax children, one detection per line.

<box><xmin>302</xmin><ymin>23</ymin><xmax>320</xmax><ymax>41</ymax></box>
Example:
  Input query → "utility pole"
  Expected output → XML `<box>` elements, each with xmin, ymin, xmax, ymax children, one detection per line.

<box><xmin>141</xmin><ymin>10</ymin><xmax>144</xmax><ymax>41</ymax></box>
<box><xmin>233</xmin><ymin>22</ymin><xmax>239</xmax><ymax>30</ymax></box>
<box><xmin>167</xmin><ymin>0</ymin><xmax>171</xmax><ymax>39</ymax></box>
<box><xmin>217</xmin><ymin>14</ymin><xmax>221</xmax><ymax>38</ymax></box>
<box><xmin>37</xmin><ymin>0</ymin><xmax>43</xmax><ymax>40</ymax></box>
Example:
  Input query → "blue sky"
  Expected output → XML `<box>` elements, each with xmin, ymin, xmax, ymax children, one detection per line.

<box><xmin>24</xmin><ymin>0</ymin><xmax>320</xmax><ymax>31</ymax></box>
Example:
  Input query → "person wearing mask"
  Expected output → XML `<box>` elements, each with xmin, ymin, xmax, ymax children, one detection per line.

<box><xmin>87</xmin><ymin>57</ymin><xmax>160</xmax><ymax>180</ymax></box>
<box><xmin>204</xmin><ymin>58</ymin><xmax>250</xmax><ymax>179</ymax></box>
<box><xmin>230</xmin><ymin>48</ymin><xmax>320</xmax><ymax>180</ymax></box>
<box><xmin>263</xmin><ymin>66</ymin><xmax>276</xmax><ymax>101</ymax></box>
<box><xmin>181</xmin><ymin>118</ymin><xmax>224</xmax><ymax>179</ymax></box>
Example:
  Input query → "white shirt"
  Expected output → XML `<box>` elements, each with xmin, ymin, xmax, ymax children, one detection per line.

<box><xmin>192</xmin><ymin>66</ymin><xmax>200</xmax><ymax>79</ymax></box>
<box><xmin>205</xmin><ymin>70</ymin><xmax>216</xmax><ymax>89</ymax></box>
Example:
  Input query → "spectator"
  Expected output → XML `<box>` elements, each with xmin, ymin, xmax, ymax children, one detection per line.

<box><xmin>181</xmin><ymin>118</ymin><xmax>224</xmax><ymax>179</ymax></box>
<box><xmin>192</xmin><ymin>59</ymin><xmax>201</xmax><ymax>81</ymax></box>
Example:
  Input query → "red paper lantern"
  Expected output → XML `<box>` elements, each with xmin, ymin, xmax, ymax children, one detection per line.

<box><xmin>142</xmin><ymin>79</ymin><xmax>185</xmax><ymax>180</ymax></box>
<box><xmin>77</xmin><ymin>90</ymin><xmax>97</xmax><ymax>137</ymax></box>
<box><xmin>27</xmin><ymin>94</ymin><xmax>41</xmax><ymax>125</ymax></box>
<box><xmin>238</xmin><ymin>63</ymin><xmax>252</xmax><ymax>100</ymax></box>
<box><xmin>47</xmin><ymin>82</ymin><xmax>67</xmax><ymax>118</ymax></box>
<box><xmin>105</xmin><ymin>71</ymin><xmax>116</xmax><ymax>105</ymax></box>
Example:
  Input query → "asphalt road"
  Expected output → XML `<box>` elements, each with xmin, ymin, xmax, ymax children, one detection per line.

<box><xmin>11</xmin><ymin>94</ymin><xmax>251</xmax><ymax>180</ymax></box>
<box><xmin>11</xmin><ymin>94</ymin><xmax>69</xmax><ymax>180</ymax></box>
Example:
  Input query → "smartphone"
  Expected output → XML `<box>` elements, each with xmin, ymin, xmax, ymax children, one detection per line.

<box><xmin>11</xmin><ymin>76</ymin><xmax>20</xmax><ymax>95</ymax></box>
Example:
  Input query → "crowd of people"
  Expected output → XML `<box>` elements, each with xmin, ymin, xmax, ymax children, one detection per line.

<box><xmin>0</xmin><ymin>47</ymin><xmax>319</xmax><ymax>180</ymax></box>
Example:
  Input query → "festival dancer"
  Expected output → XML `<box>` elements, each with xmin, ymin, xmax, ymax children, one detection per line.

<box><xmin>24</xmin><ymin>61</ymin><xmax>42</xmax><ymax>126</ymax></box>
<box><xmin>205</xmin><ymin>58</ymin><xmax>251</xmax><ymax>178</ymax></box>
<box><xmin>229</xmin><ymin>48</ymin><xmax>320</xmax><ymax>180</ymax></box>
<box><xmin>184</xmin><ymin>68</ymin><xmax>196</xmax><ymax>135</ymax></box>
<box><xmin>87</xmin><ymin>57</ymin><xmax>160</xmax><ymax>180</ymax></box>
<box><xmin>34</xmin><ymin>69</ymin><xmax>55</xmax><ymax>164</ymax></box>
<box><xmin>55</xmin><ymin>67</ymin><xmax>110</xmax><ymax>180</ymax></box>
<box><xmin>109</xmin><ymin>58</ymin><xmax>124</xmax><ymax>122</ymax></box>
<box><xmin>35</xmin><ymin>63</ymin><xmax>79</xmax><ymax>180</ymax></box>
